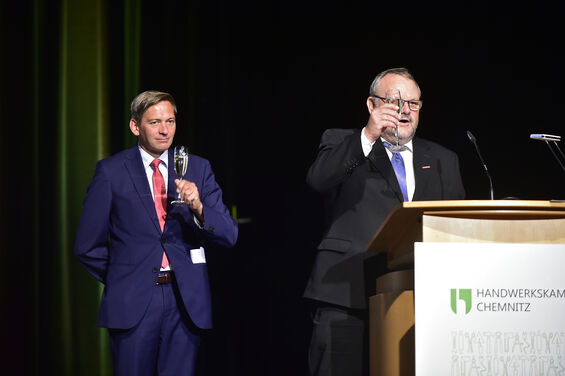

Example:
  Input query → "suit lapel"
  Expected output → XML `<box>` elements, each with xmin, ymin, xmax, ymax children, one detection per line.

<box><xmin>367</xmin><ymin>141</ymin><xmax>404</xmax><ymax>203</ymax></box>
<box><xmin>124</xmin><ymin>146</ymin><xmax>162</xmax><ymax>234</ymax></box>
<box><xmin>412</xmin><ymin>139</ymin><xmax>433</xmax><ymax>201</ymax></box>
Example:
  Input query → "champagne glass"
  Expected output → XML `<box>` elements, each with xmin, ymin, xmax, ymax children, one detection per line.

<box><xmin>385</xmin><ymin>89</ymin><xmax>404</xmax><ymax>151</ymax></box>
<box><xmin>171</xmin><ymin>145</ymin><xmax>189</xmax><ymax>205</ymax></box>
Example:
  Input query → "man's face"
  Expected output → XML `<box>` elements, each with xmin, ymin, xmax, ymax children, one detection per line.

<box><xmin>129</xmin><ymin>101</ymin><xmax>176</xmax><ymax>158</ymax></box>
<box><xmin>376</xmin><ymin>74</ymin><xmax>420</xmax><ymax>144</ymax></box>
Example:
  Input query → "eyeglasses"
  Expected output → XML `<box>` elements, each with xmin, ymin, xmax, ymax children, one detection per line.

<box><xmin>372</xmin><ymin>95</ymin><xmax>423</xmax><ymax>111</ymax></box>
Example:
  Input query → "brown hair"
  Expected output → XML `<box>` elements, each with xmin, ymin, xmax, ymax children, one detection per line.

<box><xmin>130</xmin><ymin>91</ymin><xmax>177</xmax><ymax>123</ymax></box>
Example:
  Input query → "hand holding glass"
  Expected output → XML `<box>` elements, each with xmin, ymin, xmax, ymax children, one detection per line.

<box><xmin>385</xmin><ymin>89</ymin><xmax>403</xmax><ymax>151</ymax></box>
<box><xmin>171</xmin><ymin>146</ymin><xmax>189</xmax><ymax>205</ymax></box>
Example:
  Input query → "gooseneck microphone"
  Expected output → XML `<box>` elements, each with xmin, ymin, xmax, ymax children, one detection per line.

<box><xmin>466</xmin><ymin>130</ymin><xmax>494</xmax><ymax>200</ymax></box>
<box><xmin>530</xmin><ymin>133</ymin><xmax>565</xmax><ymax>174</ymax></box>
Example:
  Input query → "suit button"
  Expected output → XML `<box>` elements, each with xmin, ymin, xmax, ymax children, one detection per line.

<box><xmin>152</xmin><ymin>267</ymin><xmax>158</xmax><ymax>273</ymax></box>
<box><xmin>208</xmin><ymin>225</ymin><xmax>215</xmax><ymax>233</ymax></box>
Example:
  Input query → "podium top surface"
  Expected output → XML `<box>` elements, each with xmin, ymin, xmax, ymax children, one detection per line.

<box><xmin>399</xmin><ymin>199</ymin><xmax>565</xmax><ymax>211</ymax></box>
<box><xmin>366</xmin><ymin>200</ymin><xmax>565</xmax><ymax>255</ymax></box>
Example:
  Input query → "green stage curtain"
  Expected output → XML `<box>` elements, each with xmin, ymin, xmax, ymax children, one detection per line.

<box><xmin>52</xmin><ymin>0</ymin><xmax>112</xmax><ymax>374</ymax></box>
<box><xmin>1</xmin><ymin>0</ymin><xmax>144</xmax><ymax>374</ymax></box>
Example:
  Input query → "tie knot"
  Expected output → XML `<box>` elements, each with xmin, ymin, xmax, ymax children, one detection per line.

<box><xmin>150</xmin><ymin>159</ymin><xmax>161</xmax><ymax>170</ymax></box>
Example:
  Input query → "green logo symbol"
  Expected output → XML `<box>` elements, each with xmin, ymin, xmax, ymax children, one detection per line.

<box><xmin>451</xmin><ymin>289</ymin><xmax>472</xmax><ymax>314</ymax></box>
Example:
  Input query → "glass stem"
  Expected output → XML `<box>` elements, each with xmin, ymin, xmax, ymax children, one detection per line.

<box><xmin>177</xmin><ymin>178</ymin><xmax>183</xmax><ymax>200</ymax></box>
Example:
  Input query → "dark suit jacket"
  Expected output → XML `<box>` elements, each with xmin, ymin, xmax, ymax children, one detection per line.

<box><xmin>304</xmin><ymin>128</ymin><xmax>465</xmax><ymax>309</ymax></box>
<box><xmin>74</xmin><ymin>145</ymin><xmax>238</xmax><ymax>329</ymax></box>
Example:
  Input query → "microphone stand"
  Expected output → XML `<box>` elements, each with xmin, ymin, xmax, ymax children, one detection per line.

<box><xmin>466</xmin><ymin>131</ymin><xmax>494</xmax><ymax>200</ymax></box>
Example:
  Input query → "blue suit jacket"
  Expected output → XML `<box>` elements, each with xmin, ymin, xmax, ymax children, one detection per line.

<box><xmin>74</xmin><ymin>145</ymin><xmax>238</xmax><ymax>330</ymax></box>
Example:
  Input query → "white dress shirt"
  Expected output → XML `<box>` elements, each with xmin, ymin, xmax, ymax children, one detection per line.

<box><xmin>361</xmin><ymin>127</ymin><xmax>415</xmax><ymax>201</ymax></box>
<box><xmin>139</xmin><ymin>147</ymin><xmax>169</xmax><ymax>198</ymax></box>
<box><xmin>138</xmin><ymin>147</ymin><xmax>171</xmax><ymax>271</ymax></box>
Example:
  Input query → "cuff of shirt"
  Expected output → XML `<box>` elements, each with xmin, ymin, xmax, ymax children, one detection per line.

<box><xmin>193</xmin><ymin>215</ymin><xmax>203</xmax><ymax>229</ymax></box>
<box><xmin>361</xmin><ymin>127</ymin><xmax>376</xmax><ymax>157</ymax></box>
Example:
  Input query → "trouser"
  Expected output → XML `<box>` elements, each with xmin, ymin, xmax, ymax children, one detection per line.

<box><xmin>108</xmin><ymin>273</ymin><xmax>201</xmax><ymax>376</ymax></box>
<box><xmin>308</xmin><ymin>304</ymin><xmax>368</xmax><ymax>376</ymax></box>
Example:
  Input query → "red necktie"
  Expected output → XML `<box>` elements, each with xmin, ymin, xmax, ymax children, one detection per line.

<box><xmin>150</xmin><ymin>159</ymin><xmax>170</xmax><ymax>268</ymax></box>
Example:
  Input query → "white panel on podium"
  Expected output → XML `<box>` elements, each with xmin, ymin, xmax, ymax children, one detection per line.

<box><xmin>415</xmin><ymin>242</ymin><xmax>565</xmax><ymax>375</ymax></box>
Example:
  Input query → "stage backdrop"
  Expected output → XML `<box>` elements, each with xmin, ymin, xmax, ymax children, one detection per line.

<box><xmin>2</xmin><ymin>1</ymin><xmax>565</xmax><ymax>376</ymax></box>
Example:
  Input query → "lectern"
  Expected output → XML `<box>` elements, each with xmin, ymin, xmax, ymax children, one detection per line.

<box><xmin>365</xmin><ymin>200</ymin><xmax>565</xmax><ymax>376</ymax></box>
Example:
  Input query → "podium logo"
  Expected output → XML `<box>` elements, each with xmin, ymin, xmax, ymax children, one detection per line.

<box><xmin>451</xmin><ymin>289</ymin><xmax>472</xmax><ymax>314</ymax></box>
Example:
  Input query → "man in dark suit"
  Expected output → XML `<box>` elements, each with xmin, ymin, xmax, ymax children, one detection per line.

<box><xmin>74</xmin><ymin>91</ymin><xmax>238</xmax><ymax>376</ymax></box>
<box><xmin>305</xmin><ymin>68</ymin><xmax>465</xmax><ymax>376</ymax></box>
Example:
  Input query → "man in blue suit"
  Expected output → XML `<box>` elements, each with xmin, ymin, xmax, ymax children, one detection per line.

<box><xmin>74</xmin><ymin>91</ymin><xmax>238</xmax><ymax>376</ymax></box>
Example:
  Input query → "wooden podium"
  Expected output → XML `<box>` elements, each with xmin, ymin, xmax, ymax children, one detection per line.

<box><xmin>365</xmin><ymin>200</ymin><xmax>565</xmax><ymax>376</ymax></box>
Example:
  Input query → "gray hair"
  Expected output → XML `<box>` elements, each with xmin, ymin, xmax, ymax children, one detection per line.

<box><xmin>130</xmin><ymin>91</ymin><xmax>177</xmax><ymax>123</ymax></box>
<box><xmin>369</xmin><ymin>67</ymin><xmax>421</xmax><ymax>97</ymax></box>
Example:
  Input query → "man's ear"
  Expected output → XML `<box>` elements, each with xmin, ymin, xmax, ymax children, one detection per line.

<box><xmin>129</xmin><ymin>118</ymin><xmax>140</xmax><ymax>136</ymax></box>
<box><xmin>366</xmin><ymin>97</ymin><xmax>376</xmax><ymax>114</ymax></box>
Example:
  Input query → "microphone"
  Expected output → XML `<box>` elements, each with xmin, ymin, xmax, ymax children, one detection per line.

<box><xmin>530</xmin><ymin>134</ymin><xmax>561</xmax><ymax>142</ymax></box>
<box><xmin>466</xmin><ymin>130</ymin><xmax>494</xmax><ymax>200</ymax></box>
<box><xmin>530</xmin><ymin>133</ymin><xmax>565</xmax><ymax>174</ymax></box>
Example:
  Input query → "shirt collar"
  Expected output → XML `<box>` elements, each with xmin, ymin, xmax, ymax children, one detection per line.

<box><xmin>138</xmin><ymin>146</ymin><xmax>169</xmax><ymax>168</ymax></box>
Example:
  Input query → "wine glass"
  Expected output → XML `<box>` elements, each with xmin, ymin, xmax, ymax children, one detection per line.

<box><xmin>171</xmin><ymin>145</ymin><xmax>189</xmax><ymax>205</ymax></box>
<box><xmin>385</xmin><ymin>89</ymin><xmax>404</xmax><ymax>151</ymax></box>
